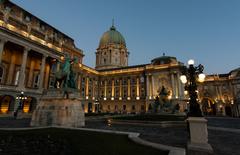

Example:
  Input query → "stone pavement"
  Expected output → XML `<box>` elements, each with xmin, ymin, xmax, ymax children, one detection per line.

<box><xmin>206</xmin><ymin>116</ymin><xmax>240</xmax><ymax>129</ymax></box>
<box><xmin>0</xmin><ymin>116</ymin><xmax>240</xmax><ymax>155</ymax></box>
<box><xmin>0</xmin><ymin>117</ymin><xmax>30</xmax><ymax>128</ymax></box>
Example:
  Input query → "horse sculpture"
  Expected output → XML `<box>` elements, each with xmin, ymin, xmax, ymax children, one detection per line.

<box><xmin>54</xmin><ymin>57</ymin><xmax>76</xmax><ymax>89</ymax></box>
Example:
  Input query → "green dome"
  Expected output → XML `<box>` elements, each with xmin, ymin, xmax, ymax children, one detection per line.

<box><xmin>151</xmin><ymin>54</ymin><xmax>177</xmax><ymax>65</ymax></box>
<box><xmin>99</xmin><ymin>25</ymin><xmax>126</xmax><ymax>47</ymax></box>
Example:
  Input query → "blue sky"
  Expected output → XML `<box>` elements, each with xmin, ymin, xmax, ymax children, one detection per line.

<box><xmin>12</xmin><ymin>0</ymin><xmax>240</xmax><ymax>74</ymax></box>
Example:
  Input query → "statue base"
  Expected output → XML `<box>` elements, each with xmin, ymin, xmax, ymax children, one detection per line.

<box><xmin>187</xmin><ymin>117</ymin><xmax>213</xmax><ymax>155</ymax></box>
<box><xmin>30</xmin><ymin>89</ymin><xmax>85</xmax><ymax>127</ymax></box>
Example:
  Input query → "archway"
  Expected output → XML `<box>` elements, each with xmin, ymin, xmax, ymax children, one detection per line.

<box><xmin>88</xmin><ymin>102</ymin><xmax>92</xmax><ymax>113</ymax></box>
<box><xmin>0</xmin><ymin>95</ymin><xmax>15</xmax><ymax>113</ymax></box>
<box><xmin>201</xmin><ymin>97</ymin><xmax>216</xmax><ymax>115</ymax></box>
<box><xmin>22</xmin><ymin>97</ymin><xmax>37</xmax><ymax>113</ymax></box>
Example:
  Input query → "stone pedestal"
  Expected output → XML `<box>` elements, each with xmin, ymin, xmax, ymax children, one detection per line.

<box><xmin>187</xmin><ymin>117</ymin><xmax>213</xmax><ymax>155</ymax></box>
<box><xmin>30</xmin><ymin>89</ymin><xmax>85</xmax><ymax>127</ymax></box>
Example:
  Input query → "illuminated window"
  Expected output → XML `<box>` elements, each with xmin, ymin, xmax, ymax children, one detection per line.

<box><xmin>14</xmin><ymin>70</ymin><xmax>20</xmax><ymax>85</ymax></box>
<box><xmin>33</xmin><ymin>74</ymin><xmax>40</xmax><ymax>88</ymax></box>
<box><xmin>1</xmin><ymin>96</ymin><xmax>11</xmax><ymax>113</ymax></box>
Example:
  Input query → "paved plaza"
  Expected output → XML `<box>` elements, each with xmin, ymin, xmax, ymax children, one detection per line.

<box><xmin>0</xmin><ymin>116</ymin><xmax>240</xmax><ymax>155</ymax></box>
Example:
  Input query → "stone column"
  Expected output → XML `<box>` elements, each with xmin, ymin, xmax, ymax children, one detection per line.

<box><xmin>27</xmin><ymin>60</ymin><xmax>35</xmax><ymax>87</ymax></box>
<box><xmin>171</xmin><ymin>73</ymin><xmax>175</xmax><ymax>98</ymax></box>
<box><xmin>39</xmin><ymin>54</ymin><xmax>47</xmax><ymax>89</ymax></box>
<box><xmin>119</xmin><ymin>79</ymin><xmax>122</xmax><ymax>98</ymax></box>
<box><xmin>151</xmin><ymin>75</ymin><xmax>155</xmax><ymax>97</ymax></box>
<box><xmin>136</xmin><ymin>77</ymin><xmax>140</xmax><ymax>98</ymax></box>
<box><xmin>177</xmin><ymin>73</ymin><xmax>182</xmax><ymax>99</ymax></box>
<box><xmin>109</xmin><ymin>49</ymin><xmax>112</xmax><ymax>64</ymax></box>
<box><xmin>104</xmin><ymin>80</ymin><xmax>107</xmax><ymax>99</ymax></box>
<box><xmin>92</xmin><ymin>79</ymin><xmax>95</xmax><ymax>99</ymax></box>
<box><xmin>18</xmin><ymin>47</ymin><xmax>30</xmax><ymax>89</ymax></box>
<box><xmin>127</xmin><ymin>78</ymin><xmax>131</xmax><ymax>99</ymax></box>
<box><xmin>86</xmin><ymin>77</ymin><xmax>89</xmax><ymax>98</ymax></box>
<box><xmin>111</xmin><ymin>79</ymin><xmax>114</xmax><ymax>99</ymax></box>
<box><xmin>146</xmin><ymin>75</ymin><xmax>150</xmax><ymax>99</ymax></box>
<box><xmin>0</xmin><ymin>39</ymin><xmax>6</xmax><ymax>64</ymax></box>
<box><xmin>6</xmin><ymin>54</ymin><xmax>16</xmax><ymax>85</ymax></box>
<box><xmin>44</xmin><ymin>64</ymin><xmax>50</xmax><ymax>89</ymax></box>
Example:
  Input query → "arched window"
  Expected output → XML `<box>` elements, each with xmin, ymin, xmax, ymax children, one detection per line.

<box><xmin>0</xmin><ymin>66</ymin><xmax>4</xmax><ymax>83</ymax></box>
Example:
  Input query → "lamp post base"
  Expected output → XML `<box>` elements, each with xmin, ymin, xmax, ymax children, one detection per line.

<box><xmin>187</xmin><ymin>117</ymin><xmax>213</xmax><ymax>155</ymax></box>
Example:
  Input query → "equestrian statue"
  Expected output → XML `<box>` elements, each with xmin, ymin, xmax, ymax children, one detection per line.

<box><xmin>54</xmin><ymin>56</ymin><xmax>77</xmax><ymax>89</ymax></box>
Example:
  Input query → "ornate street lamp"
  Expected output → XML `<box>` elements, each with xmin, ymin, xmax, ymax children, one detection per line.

<box><xmin>180</xmin><ymin>59</ymin><xmax>206</xmax><ymax>117</ymax></box>
<box><xmin>16</xmin><ymin>91</ymin><xmax>27</xmax><ymax>109</ymax></box>
<box><xmin>94</xmin><ymin>99</ymin><xmax>100</xmax><ymax>113</ymax></box>
<box><xmin>14</xmin><ymin>91</ymin><xmax>27</xmax><ymax>118</ymax></box>
<box><xmin>180</xmin><ymin>60</ymin><xmax>213</xmax><ymax>153</ymax></box>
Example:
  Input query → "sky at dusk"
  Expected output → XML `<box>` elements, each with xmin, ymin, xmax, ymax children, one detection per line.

<box><xmin>11</xmin><ymin>0</ymin><xmax>240</xmax><ymax>74</ymax></box>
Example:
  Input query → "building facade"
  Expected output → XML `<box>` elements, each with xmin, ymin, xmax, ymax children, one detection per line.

<box><xmin>0</xmin><ymin>0</ymin><xmax>83</xmax><ymax>116</ymax></box>
<box><xmin>198</xmin><ymin>69</ymin><xmax>240</xmax><ymax>117</ymax></box>
<box><xmin>0</xmin><ymin>0</ymin><xmax>239</xmax><ymax>117</ymax></box>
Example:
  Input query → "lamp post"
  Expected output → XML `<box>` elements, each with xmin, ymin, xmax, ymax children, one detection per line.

<box><xmin>180</xmin><ymin>59</ymin><xmax>213</xmax><ymax>154</ymax></box>
<box><xmin>94</xmin><ymin>99</ymin><xmax>100</xmax><ymax>113</ymax></box>
<box><xmin>180</xmin><ymin>59</ymin><xmax>205</xmax><ymax>117</ymax></box>
<box><xmin>14</xmin><ymin>91</ymin><xmax>27</xmax><ymax>118</ymax></box>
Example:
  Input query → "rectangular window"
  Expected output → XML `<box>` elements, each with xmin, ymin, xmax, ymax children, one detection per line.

<box><xmin>14</xmin><ymin>71</ymin><xmax>20</xmax><ymax>85</ymax></box>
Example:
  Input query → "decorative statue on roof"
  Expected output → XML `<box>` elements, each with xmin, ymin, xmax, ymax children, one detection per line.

<box><xmin>54</xmin><ymin>55</ymin><xmax>77</xmax><ymax>89</ymax></box>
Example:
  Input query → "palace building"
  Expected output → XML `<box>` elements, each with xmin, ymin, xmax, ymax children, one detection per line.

<box><xmin>0</xmin><ymin>0</ymin><xmax>239</xmax><ymax>117</ymax></box>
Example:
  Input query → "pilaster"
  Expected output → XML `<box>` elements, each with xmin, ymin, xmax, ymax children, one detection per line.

<box><xmin>6</xmin><ymin>54</ymin><xmax>16</xmax><ymax>85</ymax></box>
<box><xmin>86</xmin><ymin>77</ymin><xmax>89</xmax><ymax>98</ymax></box>
<box><xmin>136</xmin><ymin>77</ymin><xmax>140</xmax><ymax>98</ymax></box>
<box><xmin>17</xmin><ymin>47</ymin><xmax>30</xmax><ymax>90</ymax></box>
<box><xmin>44</xmin><ymin>64</ymin><xmax>50</xmax><ymax>89</ymax></box>
<box><xmin>119</xmin><ymin>79</ymin><xmax>122</xmax><ymax>99</ymax></box>
<box><xmin>0</xmin><ymin>39</ymin><xmax>6</xmax><ymax>64</ymax></box>
<box><xmin>27</xmin><ymin>60</ymin><xmax>35</xmax><ymax>87</ymax></box>
<box><xmin>177</xmin><ymin>73</ymin><xmax>183</xmax><ymax>99</ymax></box>
<box><xmin>127</xmin><ymin>78</ymin><xmax>131</xmax><ymax>99</ymax></box>
<box><xmin>146</xmin><ymin>75</ymin><xmax>150</xmax><ymax>98</ymax></box>
<box><xmin>104</xmin><ymin>80</ymin><xmax>107</xmax><ymax>99</ymax></box>
<box><xmin>171</xmin><ymin>73</ymin><xmax>175</xmax><ymax>98</ymax></box>
<box><xmin>111</xmin><ymin>79</ymin><xmax>114</xmax><ymax>99</ymax></box>
<box><xmin>151</xmin><ymin>75</ymin><xmax>155</xmax><ymax>97</ymax></box>
<box><xmin>39</xmin><ymin>54</ymin><xmax>47</xmax><ymax>89</ymax></box>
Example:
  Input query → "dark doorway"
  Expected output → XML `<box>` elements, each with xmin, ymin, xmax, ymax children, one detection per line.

<box><xmin>225</xmin><ymin>106</ymin><xmax>232</xmax><ymax>116</ymax></box>
<box><xmin>88</xmin><ymin>102</ymin><xmax>92</xmax><ymax>113</ymax></box>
